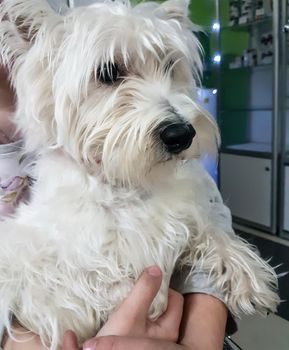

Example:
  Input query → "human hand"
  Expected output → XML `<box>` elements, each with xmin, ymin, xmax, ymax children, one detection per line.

<box><xmin>62</xmin><ymin>267</ymin><xmax>227</xmax><ymax>350</ymax></box>
<box><xmin>96</xmin><ymin>266</ymin><xmax>184</xmax><ymax>340</ymax></box>
<box><xmin>63</xmin><ymin>333</ymin><xmax>190</xmax><ymax>350</ymax></box>
<box><xmin>62</xmin><ymin>266</ymin><xmax>184</xmax><ymax>349</ymax></box>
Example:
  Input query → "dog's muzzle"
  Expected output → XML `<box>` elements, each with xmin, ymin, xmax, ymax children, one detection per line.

<box><xmin>159</xmin><ymin>122</ymin><xmax>196</xmax><ymax>154</ymax></box>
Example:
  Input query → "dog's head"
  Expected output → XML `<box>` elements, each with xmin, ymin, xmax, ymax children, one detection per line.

<box><xmin>0</xmin><ymin>0</ymin><xmax>219</xmax><ymax>187</ymax></box>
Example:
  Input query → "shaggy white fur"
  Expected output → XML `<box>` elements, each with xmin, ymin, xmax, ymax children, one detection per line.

<box><xmin>0</xmin><ymin>0</ymin><xmax>279</xmax><ymax>349</ymax></box>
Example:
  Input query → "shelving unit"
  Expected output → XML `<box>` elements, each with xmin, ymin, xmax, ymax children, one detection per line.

<box><xmin>215</xmin><ymin>0</ymin><xmax>289</xmax><ymax>237</ymax></box>
<box><xmin>220</xmin><ymin>153</ymin><xmax>272</xmax><ymax>227</ymax></box>
<box><xmin>216</xmin><ymin>0</ymin><xmax>279</xmax><ymax>233</ymax></box>
<box><xmin>221</xmin><ymin>16</ymin><xmax>272</xmax><ymax>31</ymax></box>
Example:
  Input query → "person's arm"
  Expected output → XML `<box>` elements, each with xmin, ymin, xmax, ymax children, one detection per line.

<box><xmin>0</xmin><ymin>65</ymin><xmax>16</xmax><ymax>144</ymax></box>
<box><xmin>179</xmin><ymin>293</ymin><xmax>227</xmax><ymax>350</ymax></box>
<box><xmin>67</xmin><ymin>268</ymin><xmax>227</xmax><ymax>350</ymax></box>
<box><xmin>3</xmin><ymin>296</ymin><xmax>226</xmax><ymax>350</ymax></box>
<box><xmin>76</xmin><ymin>293</ymin><xmax>227</xmax><ymax>350</ymax></box>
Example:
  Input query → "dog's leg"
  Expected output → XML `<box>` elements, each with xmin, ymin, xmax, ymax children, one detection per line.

<box><xmin>179</xmin><ymin>164</ymin><xmax>279</xmax><ymax>318</ymax></box>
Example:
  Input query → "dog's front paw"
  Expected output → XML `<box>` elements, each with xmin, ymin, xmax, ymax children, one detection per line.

<box><xmin>182</xmin><ymin>226</ymin><xmax>280</xmax><ymax>318</ymax></box>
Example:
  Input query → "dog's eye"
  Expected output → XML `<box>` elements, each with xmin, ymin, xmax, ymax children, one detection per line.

<box><xmin>98</xmin><ymin>63</ymin><xmax>120</xmax><ymax>84</ymax></box>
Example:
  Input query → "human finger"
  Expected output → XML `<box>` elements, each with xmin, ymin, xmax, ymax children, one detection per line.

<box><xmin>154</xmin><ymin>289</ymin><xmax>184</xmax><ymax>341</ymax></box>
<box><xmin>118</xmin><ymin>266</ymin><xmax>162</xmax><ymax>322</ymax></box>
<box><xmin>62</xmin><ymin>330</ymin><xmax>79</xmax><ymax>350</ymax></box>
<box><xmin>83</xmin><ymin>335</ymin><xmax>185</xmax><ymax>350</ymax></box>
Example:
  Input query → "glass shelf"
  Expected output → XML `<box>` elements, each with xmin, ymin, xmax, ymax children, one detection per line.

<box><xmin>221</xmin><ymin>64</ymin><xmax>272</xmax><ymax>72</ymax></box>
<box><xmin>225</xmin><ymin>142</ymin><xmax>271</xmax><ymax>152</ymax></box>
<box><xmin>221</xmin><ymin>16</ymin><xmax>272</xmax><ymax>32</ymax></box>
<box><xmin>220</xmin><ymin>108</ymin><xmax>272</xmax><ymax>112</ymax></box>
<box><xmin>221</xmin><ymin>142</ymin><xmax>272</xmax><ymax>158</ymax></box>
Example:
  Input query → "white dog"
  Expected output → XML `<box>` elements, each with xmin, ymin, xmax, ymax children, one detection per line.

<box><xmin>0</xmin><ymin>0</ymin><xmax>279</xmax><ymax>348</ymax></box>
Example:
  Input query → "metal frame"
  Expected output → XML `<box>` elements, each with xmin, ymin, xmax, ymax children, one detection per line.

<box><xmin>271</xmin><ymin>0</ymin><xmax>281</xmax><ymax>234</ymax></box>
<box><xmin>232</xmin><ymin>216</ymin><xmax>274</xmax><ymax>234</ymax></box>
<box><xmin>67</xmin><ymin>0</ymin><xmax>74</xmax><ymax>7</ymax></box>
<box><xmin>280</xmin><ymin>0</ymin><xmax>289</xmax><ymax>239</ymax></box>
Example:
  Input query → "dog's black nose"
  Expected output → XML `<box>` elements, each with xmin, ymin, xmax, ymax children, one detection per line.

<box><xmin>160</xmin><ymin>123</ymin><xmax>196</xmax><ymax>154</ymax></box>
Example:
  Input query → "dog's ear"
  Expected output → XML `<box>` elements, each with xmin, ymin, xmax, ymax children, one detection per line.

<box><xmin>0</xmin><ymin>1</ymin><xmax>65</xmax><ymax>153</ymax></box>
<box><xmin>0</xmin><ymin>0</ymin><xmax>61</xmax><ymax>70</ymax></box>
<box><xmin>158</xmin><ymin>0</ymin><xmax>190</xmax><ymax>21</ymax></box>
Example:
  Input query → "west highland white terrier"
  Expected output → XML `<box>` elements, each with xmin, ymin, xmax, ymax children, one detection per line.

<box><xmin>0</xmin><ymin>0</ymin><xmax>279</xmax><ymax>348</ymax></box>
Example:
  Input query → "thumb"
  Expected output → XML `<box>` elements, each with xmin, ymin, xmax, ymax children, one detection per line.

<box><xmin>118</xmin><ymin>266</ymin><xmax>162</xmax><ymax>321</ymax></box>
<box><xmin>62</xmin><ymin>330</ymin><xmax>79</xmax><ymax>350</ymax></box>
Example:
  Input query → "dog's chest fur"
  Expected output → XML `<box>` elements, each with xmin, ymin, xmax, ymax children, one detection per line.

<box><xmin>0</xmin><ymin>151</ymin><xmax>202</xmax><ymax>346</ymax></box>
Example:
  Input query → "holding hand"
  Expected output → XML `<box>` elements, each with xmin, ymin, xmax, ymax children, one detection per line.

<box><xmin>63</xmin><ymin>266</ymin><xmax>184</xmax><ymax>349</ymax></box>
<box><xmin>62</xmin><ymin>266</ymin><xmax>227</xmax><ymax>350</ymax></box>
<box><xmin>96</xmin><ymin>266</ymin><xmax>184</xmax><ymax>340</ymax></box>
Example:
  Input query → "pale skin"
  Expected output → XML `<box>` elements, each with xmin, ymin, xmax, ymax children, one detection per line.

<box><xmin>1</xmin><ymin>68</ymin><xmax>228</xmax><ymax>350</ymax></box>
<box><xmin>0</xmin><ymin>66</ymin><xmax>17</xmax><ymax>143</ymax></box>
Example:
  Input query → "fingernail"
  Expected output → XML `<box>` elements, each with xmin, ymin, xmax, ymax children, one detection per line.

<box><xmin>83</xmin><ymin>339</ymin><xmax>99</xmax><ymax>350</ymax></box>
<box><xmin>147</xmin><ymin>266</ymin><xmax>161</xmax><ymax>277</ymax></box>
